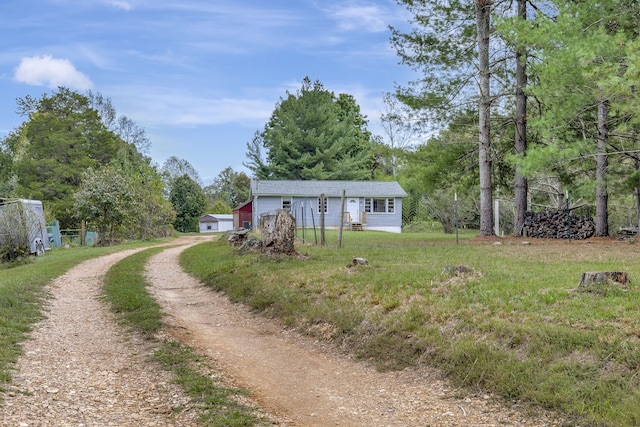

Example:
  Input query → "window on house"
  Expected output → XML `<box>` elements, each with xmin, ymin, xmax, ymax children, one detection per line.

<box><xmin>207</xmin><ymin>224</ymin><xmax>212</xmax><ymax>230</ymax></box>
<box><xmin>282</xmin><ymin>197</ymin><xmax>292</xmax><ymax>212</ymax></box>
<box><xmin>317</xmin><ymin>196</ymin><xmax>328</xmax><ymax>214</ymax></box>
<box><xmin>364</xmin><ymin>198</ymin><xmax>394</xmax><ymax>213</ymax></box>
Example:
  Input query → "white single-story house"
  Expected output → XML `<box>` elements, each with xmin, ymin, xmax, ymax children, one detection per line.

<box><xmin>250</xmin><ymin>180</ymin><xmax>407</xmax><ymax>233</ymax></box>
<box><xmin>198</xmin><ymin>214</ymin><xmax>234</xmax><ymax>233</ymax></box>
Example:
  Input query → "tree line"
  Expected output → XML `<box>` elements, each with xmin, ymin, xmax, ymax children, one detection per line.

<box><xmin>3</xmin><ymin>0</ymin><xmax>639</xmax><ymax>241</ymax></box>
<box><xmin>389</xmin><ymin>0</ymin><xmax>640</xmax><ymax>236</ymax></box>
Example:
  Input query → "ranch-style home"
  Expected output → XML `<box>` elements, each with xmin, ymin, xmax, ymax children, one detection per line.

<box><xmin>198</xmin><ymin>214</ymin><xmax>234</xmax><ymax>233</ymax></box>
<box><xmin>249</xmin><ymin>179</ymin><xmax>407</xmax><ymax>233</ymax></box>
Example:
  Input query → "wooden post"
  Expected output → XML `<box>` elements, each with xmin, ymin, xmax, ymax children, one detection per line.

<box><xmin>81</xmin><ymin>220</ymin><xmax>86</xmax><ymax>247</ymax></box>
<box><xmin>320</xmin><ymin>193</ymin><xmax>326</xmax><ymax>246</ymax></box>
<box><xmin>338</xmin><ymin>190</ymin><xmax>345</xmax><ymax>248</ymax></box>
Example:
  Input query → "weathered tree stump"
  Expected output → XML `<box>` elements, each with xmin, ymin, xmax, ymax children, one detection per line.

<box><xmin>261</xmin><ymin>209</ymin><xmax>296</xmax><ymax>255</ymax></box>
<box><xmin>578</xmin><ymin>271</ymin><xmax>629</xmax><ymax>293</ymax></box>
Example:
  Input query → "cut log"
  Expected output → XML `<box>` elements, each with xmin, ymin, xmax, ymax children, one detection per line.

<box><xmin>578</xmin><ymin>271</ymin><xmax>629</xmax><ymax>293</ymax></box>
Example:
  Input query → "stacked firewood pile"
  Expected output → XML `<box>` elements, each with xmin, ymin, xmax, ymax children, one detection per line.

<box><xmin>522</xmin><ymin>210</ymin><xmax>595</xmax><ymax>240</ymax></box>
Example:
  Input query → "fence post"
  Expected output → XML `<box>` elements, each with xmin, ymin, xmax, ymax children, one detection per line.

<box><xmin>320</xmin><ymin>193</ymin><xmax>325</xmax><ymax>246</ymax></box>
<box><xmin>338</xmin><ymin>190</ymin><xmax>345</xmax><ymax>248</ymax></box>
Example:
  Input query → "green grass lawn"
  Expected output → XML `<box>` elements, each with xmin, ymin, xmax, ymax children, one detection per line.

<box><xmin>180</xmin><ymin>231</ymin><xmax>640</xmax><ymax>427</ymax></box>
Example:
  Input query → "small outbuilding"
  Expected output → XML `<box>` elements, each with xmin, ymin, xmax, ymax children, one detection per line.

<box><xmin>199</xmin><ymin>214</ymin><xmax>234</xmax><ymax>233</ymax></box>
<box><xmin>232</xmin><ymin>200</ymin><xmax>253</xmax><ymax>230</ymax></box>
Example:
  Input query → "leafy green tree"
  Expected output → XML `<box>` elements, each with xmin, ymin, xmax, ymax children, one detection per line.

<box><xmin>377</xmin><ymin>93</ymin><xmax>419</xmax><ymax>178</ymax></box>
<box><xmin>170</xmin><ymin>174</ymin><xmax>207</xmax><ymax>233</ymax></box>
<box><xmin>111</xmin><ymin>148</ymin><xmax>176</xmax><ymax>239</ymax></box>
<box><xmin>204</xmin><ymin>167</ymin><xmax>250</xmax><ymax>209</ymax></box>
<box><xmin>73</xmin><ymin>166</ymin><xmax>137</xmax><ymax>245</ymax></box>
<box><xmin>161</xmin><ymin>156</ymin><xmax>202</xmax><ymax>197</ymax></box>
<box><xmin>399</xmin><ymin>108</ymin><xmax>517</xmax><ymax>232</ymax></box>
<box><xmin>247</xmin><ymin>77</ymin><xmax>375</xmax><ymax>180</ymax></box>
<box><xmin>208</xmin><ymin>200</ymin><xmax>232</xmax><ymax>214</ymax></box>
<box><xmin>1</xmin><ymin>88</ymin><xmax>128</xmax><ymax>227</ymax></box>
<box><xmin>87</xmin><ymin>90</ymin><xmax>151</xmax><ymax>155</ymax></box>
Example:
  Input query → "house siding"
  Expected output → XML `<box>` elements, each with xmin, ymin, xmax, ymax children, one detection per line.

<box><xmin>250</xmin><ymin>180</ymin><xmax>407</xmax><ymax>233</ymax></box>
<box><xmin>253</xmin><ymin>195</ymin><xmax>404</xmax><ymax>233</ymax></box>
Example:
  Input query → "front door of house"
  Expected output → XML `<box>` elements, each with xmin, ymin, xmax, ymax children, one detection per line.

<box><xmin>347</xmin><ymin>198</ymin><xmax>359</xmax><ymax>223</ymax></box>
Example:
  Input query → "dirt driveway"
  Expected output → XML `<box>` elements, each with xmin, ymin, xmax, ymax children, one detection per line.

<box><xmin>2</xmin><ymin>237</ymin><xmax>565</xmax><ymax>426</ymax></box>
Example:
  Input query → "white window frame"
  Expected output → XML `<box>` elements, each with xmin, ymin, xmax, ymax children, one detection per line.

<box><xmin>317</xmin><ymin>196</ymin><xmax>328</xmax><ymax>214</ymax></box>
<box><xmin>364</xmin><ymin>197</ymin><xmax>394</xmax><ymax>214</ymax></box>
<box><xmin>282</xmin><ymin>196</ymin><xmax>292</xmax><ymax>212</ymax></box>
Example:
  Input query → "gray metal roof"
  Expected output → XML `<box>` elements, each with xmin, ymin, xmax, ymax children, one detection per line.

<box><xmin>200</xmin><ymin>214</ymin><xmax>234</xmax><ymax>221</ymax></box>
<box><xmin>250</xmin><ymin>180</ymin><xmax>407</xmax><ymax>198</ymax></box>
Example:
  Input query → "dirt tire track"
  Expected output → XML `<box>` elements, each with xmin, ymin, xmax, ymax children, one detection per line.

<box><xmin>0</xmin><ymin>246</ymin><xmax>200</xmax><ymax>426</ymax></box>
<box><xmin>148</xmin><ymin>239</ymin><xmax>567</xmax><ymax>427</ymax></box>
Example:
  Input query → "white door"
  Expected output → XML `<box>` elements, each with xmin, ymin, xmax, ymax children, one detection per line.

<box><xmin>347</xmin><ymin>198</ymin><xmax>359</xmax><ymax>223</ymax></box>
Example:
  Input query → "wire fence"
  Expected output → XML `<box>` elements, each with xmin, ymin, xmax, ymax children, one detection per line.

<box><xmin>258</xmin><ymin>193</ymin><xmax>639</xmax><ymax>248</ymax></box>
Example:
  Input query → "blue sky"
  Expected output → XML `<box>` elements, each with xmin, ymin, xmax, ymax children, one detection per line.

<box><xmin>0</xmin><ymin>0</ymin><xmax>413</xmax><ymax>183</ymax></box>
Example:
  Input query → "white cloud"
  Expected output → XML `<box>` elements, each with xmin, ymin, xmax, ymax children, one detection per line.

<box><xmin>110</xmin><ymin>86</ymin><xmax>274</xmax><ymax>127</ymax></box>
<box><xmin>14</xmin><ymin>55</ymin><xmax>93</xmax><ymax>90</ymax></box>
<box><xmin>326</xmin><ymin>4</ymin><xmax>388</xmax><ymax>33</ymax></box>
<box><xmin>108</xmin><ymin>1</ymin><xmax>133</xmax><ymax>11</ymax></box>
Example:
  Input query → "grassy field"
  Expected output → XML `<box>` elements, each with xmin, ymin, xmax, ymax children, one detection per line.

<box><xmin>0</xmin><ymin>240</ymin><xmax>167</xmax><ymax>391</ymax></box>
<box><xmin>180</xmin><ymin>230</ymin><xmax>640</xmax><ymax>427</ymax></box>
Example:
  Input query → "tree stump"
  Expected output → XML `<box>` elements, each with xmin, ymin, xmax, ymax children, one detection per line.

<box><xmin>261</xmin><ymin>209</ymin><xmax>296</xmax><ymax>255</ymax></box>
<box><xmin>442</xmin><ymin>265</ymin><xmax>471</xmax><ymax>276</ymax></box>
<box><xmin>578</xmin><ymin>271</ymin><xmax>629</xmax><ymax>293</ymax></box>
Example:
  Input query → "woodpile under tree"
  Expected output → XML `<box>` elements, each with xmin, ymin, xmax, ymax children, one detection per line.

<box><xmin>521</xmin><ymin>210</ymin><xmax>595</xmax><ymax>240</ymax></box>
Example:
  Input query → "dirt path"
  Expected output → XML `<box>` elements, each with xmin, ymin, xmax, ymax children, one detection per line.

<box><xmin>147</xmin><ymin>239</ymin><xmax>565</xmax><ymax>427</ymax></box>
<box><xmin>1</xmin><ymin>237</ymin><xmax>565</xmax><ymax>426</ymax></box>
<box><xmin>0</xmin><ymin>246</ymin><xmax>200</xmax><ymax>426</ymax></box>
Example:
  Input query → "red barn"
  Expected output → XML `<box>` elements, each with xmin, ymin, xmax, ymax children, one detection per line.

<box><xmin>233</xmin><ymin>200</ymin><xmax>252</xmax><ymax>230</ymax></box>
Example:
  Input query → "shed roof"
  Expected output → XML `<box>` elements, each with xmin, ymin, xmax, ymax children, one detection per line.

<box><xmin>199</xmin><ymin>214</ymin><xmax>234</xmax><ymax>222</ymax></box>
<box><xmin>250</xmin><ymin>180</ymin><xmax>407</xmax><ymax>198</ymax></box>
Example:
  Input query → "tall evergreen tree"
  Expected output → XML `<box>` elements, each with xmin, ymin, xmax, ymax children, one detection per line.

<box><xmin>509</xmin><ymin>0</ymin><xmax>640</xmax><ymax>236</ymax></box>
<box><xmin>391</xmin><ymin>0</ymin><xmax>500</xmax><ymax>235</ymax></box>
<box><xmin>247</xmin><ymin>77</ymin><xmax>374</xmax><ymax>180</ymax></box>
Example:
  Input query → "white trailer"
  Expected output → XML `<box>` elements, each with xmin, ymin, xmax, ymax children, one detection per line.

<box><xmin>0</xmin><ymin>198</ymin><xmax>50</xmax><ymax>255</ymax></box>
